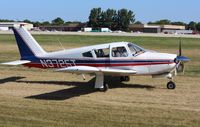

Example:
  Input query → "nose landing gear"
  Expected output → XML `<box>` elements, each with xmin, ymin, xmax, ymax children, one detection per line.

<box><xmin>167</xmin><ymin>81</ymin><xmax>176</xmax><ymax>89</ymax></box>
<box><xmin>165</xmin><ymin>73</ymin><xmax>176</xmax><ymax>89</ymax></box>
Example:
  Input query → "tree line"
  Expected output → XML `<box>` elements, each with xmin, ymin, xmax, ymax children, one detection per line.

<box><xmin>0</xmin><ymin>18</ymin><xmax>81</xmax><ymax>27</ymax></box>
<box><xmin>88</xmin><ymin>8</ymin><xmax>135</xmax><ymax>31</ymax></box>
<box><xmin>0</xmin><ymin>7</ymin><xmax>200</xmax><ymax>32</ymax></box>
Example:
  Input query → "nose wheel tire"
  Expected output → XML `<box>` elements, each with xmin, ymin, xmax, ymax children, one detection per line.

<box><xmin>167</xmin><ymin>81</ymin><xmax>176</xmax><ymax>89</ymax></box>
<box><xmin>98</xmin><ymin>82</ymin><xmax>109</xmax><ymax>92</ymax></box>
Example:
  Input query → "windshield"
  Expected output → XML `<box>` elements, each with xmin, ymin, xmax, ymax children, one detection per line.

<box><xmin>128</xmin><ymin>43</ymin><xmax>145</xmax><ymax>56</ymax></box>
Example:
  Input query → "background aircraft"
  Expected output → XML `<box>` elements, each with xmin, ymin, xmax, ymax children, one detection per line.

<box><xmin>2</xmin><ymin>26</ymin><xmax>190</xmax><ymax>91</ymax></box>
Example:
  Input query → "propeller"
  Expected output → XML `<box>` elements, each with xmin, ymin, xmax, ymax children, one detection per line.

<box><xmin>179</xmin><ymin>37</ymin><xmax>182</xmax><ymax>56</ymax></box>
<box><xmin>175</xmin><ymin>37</ymin><xmax>190</xmax><ymax>73</ymax></box>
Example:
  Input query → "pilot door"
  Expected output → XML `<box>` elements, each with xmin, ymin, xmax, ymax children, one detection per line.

<box><xmin>109</xmin><ymin>44</ymin><xmax>130</xmax><ymax>69</ymax></box>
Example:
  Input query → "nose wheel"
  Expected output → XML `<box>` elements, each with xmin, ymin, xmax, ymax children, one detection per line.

<box><xmin>167</xmin><ymin>81</ymin><xmax>176</xmax><ymax>89</ymax></box>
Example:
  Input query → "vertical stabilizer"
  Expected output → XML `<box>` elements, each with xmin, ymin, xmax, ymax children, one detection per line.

<box><xmin>12</xmin><ymin>26</ymin><xmax>46</xmax><ymax>59</ymax></box>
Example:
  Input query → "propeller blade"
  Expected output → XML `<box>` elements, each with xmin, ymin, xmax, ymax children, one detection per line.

<box><xmin>176</xmin><ymin>62</ymin><xmax>185</xmax><ymax>73</ymax></box>
<box><xmin>179</xmin><ymin>37</ymin><xmax>182</xmax><ymax>56</ymax></box>
<box><xmin>176</xmin><ymin>56</ymin><xmax>190</xmax><ymax>62</ymax></box>
<box><xmin>176</xmin><ymin>38</ymin><xmax>190</xmax><ymax>74</ymax></box>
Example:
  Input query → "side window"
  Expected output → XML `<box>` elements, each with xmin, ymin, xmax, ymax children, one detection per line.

<box><xmin>82</xmin><ymin>51</ymin><xmax>93</xmax><ymax>57</ymax></box>
<box><xmin>128</xmin><ymin>43</ymin><xmax>145</xmax><ymax>56</ymax></box>
<box><xmin>112</xmin><ymin>46</ymin><xmax>128</xmax><ymax>57</ymax></box>
<box><xmin>95</xmin><ymin>48</ymin><xmax>109</xmax><ymax>58</ymax></box>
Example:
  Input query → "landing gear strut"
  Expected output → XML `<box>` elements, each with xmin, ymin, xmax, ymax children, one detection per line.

<box><xmin>167</xmin><ymin>81</ymin><xmax>176</xmax><ymax>89</ymax></box>
<box><xmin>95</xmin><ymin>74</ymin><xmax>109</xmax><ymax>92</ymax></box>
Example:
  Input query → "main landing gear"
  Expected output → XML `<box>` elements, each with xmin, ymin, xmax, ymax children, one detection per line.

<box><xmin>94</xmin><ymin>74</ymin><xmax>109</xmax><ymax>92</ymax></box>
<box><xmin>98</xmin><ymin>82</ymin><xmax>109</xmax><ymax>92</ymax></box>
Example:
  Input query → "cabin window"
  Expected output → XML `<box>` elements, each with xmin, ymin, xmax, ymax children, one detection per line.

<box><xmin>112</xmin><ymin>46</ymin><xmax>128</xmax><ymax>57</ymax></box>
<box><xmin>128</xmin><ymin>43</ymin><xmax>145</xmax><ymax>56</ymax></box>
<box><xmin>95</xmin><ymin>48</ymin><xmax>109</xmax><ymax>58</ymax></box>
<box><xmin>82</xmin><ymin>51</ymin><xmax>93</xmax><ymax>57</ymax></box>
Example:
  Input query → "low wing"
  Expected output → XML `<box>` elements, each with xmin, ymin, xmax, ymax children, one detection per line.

<box><xmin>56</xmin><ymin>66</ymin><xmax>99</xmax><ymax>73</ymax></box>
<box><xmin>1</xmin><ymin>60</ymin><xmax>31</xmax><ymax>65</ymax></box>
<box><xmin>56</xmin><ymin>66</ymin><xmax>137</xmax><ymax>75</ymax></box>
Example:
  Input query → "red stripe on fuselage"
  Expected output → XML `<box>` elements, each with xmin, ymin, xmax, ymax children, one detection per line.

<box><xmin>24</xmin><ymin>62</ymin><xmax>174</xmax><ymax>68</ymax></box>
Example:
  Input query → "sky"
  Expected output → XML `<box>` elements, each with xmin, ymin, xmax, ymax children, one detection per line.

<box><xmin>0</xmin><ymin>0</ymin><xmax>199</xmax><ymax>23</ymax></box>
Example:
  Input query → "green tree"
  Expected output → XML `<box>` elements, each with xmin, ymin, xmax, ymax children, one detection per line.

<box><xmin>52</xmin><ymin>17</ymin><xmax>64</xmax><ymax>25</ymax></box>
<box><xmin>102</xmin><ymin>9</ymin><xmax>117</xmax><ymax>29</ymax></box>
<box><xmin>187</xmin><ymin>21</ymin><xmax>197</xmax><ymax>30</ymax></box>
<box><xmin>41</xmin><ymin>21</ymin><xmax>50</xmax><ymax>26</ymax></box>
<box><xmin>157</xmin><ymin>19</ymin><xmax>171</xmax><ymax>25</ymax></box>
<box><xmin>171</xmin><ymin>21</ymin><xmax>186</xmax><ymax>26</ymax></box>
<box><xmin>88</xmin><ymin>7</ymin><xmax>102</xmax><ymax>28</ymax></box>
<box><xmin>196</xmin><ymin>22</ymin><xmax>200</xmax><ymax>31</ymax></box>
<box><xmin>0</xmin><ymin>19</ymin><xmax>14</xmax><ymax>22</ymax></box>
<box><xmin>88</xmin><ymin>8</ymin><xmax>135</xmax><ymax>31</ymax></box>
<box><xmin>134</xmin><ymin>21</ymin><xmax>142</xmax><ymax>24</ymax></box>
<box><xmin>148</xmin><ymin>19</ymin><xmax>171</xmax><ymax>25</ymax></box>
<box><xmin>33</xmin><ymin>21</ymin><xmax>41</xmax><ymax>27</ymax></box>
<box><xmin>23</xmin><ymin>19</ymin><xmax>32</xmax><ymax>24</ymax></box>
<box><xmin>117</xmin><ymin>9</ymin><xmax>135</xmax><ymax>31</ymax></box>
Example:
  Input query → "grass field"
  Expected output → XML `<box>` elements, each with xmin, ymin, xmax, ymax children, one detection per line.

<box><xmin>0</xmin><ymin>34</ymin><xmax>200</xmax><ymax>127</ymax></box>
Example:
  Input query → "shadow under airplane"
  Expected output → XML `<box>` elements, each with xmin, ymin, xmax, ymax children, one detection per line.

<box><xmin>0</xmin><ymin>76</ymin><xmax>25</xmax><ymax>84</ymax></box>
<box><xmin>1</xmin><ymin>76</ymin><xmax>155</xmax><ymax>101</ymax></box>
<box><xmin>15</xmin><ymin>77</ymin><xmax>155</xmax><ymax>101</ymax></box>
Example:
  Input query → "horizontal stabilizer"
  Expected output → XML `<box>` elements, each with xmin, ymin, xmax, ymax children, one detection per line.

<box><xmin>1</xmin><ymin>60</ymin><xmax>31</xmax><ymax>65</ymax></box>
<box><xmin>56</xmin><ymin>66</ymin><xmax>137</xmax><ymax>75</ymax></box>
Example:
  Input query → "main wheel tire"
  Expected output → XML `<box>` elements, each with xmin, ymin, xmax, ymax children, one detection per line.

<box><xmin>99</xmin><ymin>82</ymin><xmax>109</xmax><ymax>92</ymax></box>
<box><xmin>167</xmin><ymin>81</ymin><xmax>176</xmax><ymax>89</ymax></box>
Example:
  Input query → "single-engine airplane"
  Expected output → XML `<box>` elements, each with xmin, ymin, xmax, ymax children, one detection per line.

<box><xmin>1</xmin><ymin>26</ymin><xmax>190</xmax><ymax>91</ymax></box>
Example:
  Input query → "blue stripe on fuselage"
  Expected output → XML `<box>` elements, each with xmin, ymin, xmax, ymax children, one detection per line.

<box><xmin>25</xmin><ymin>56</ymin><xmax>173</xmax><ymax>65</ymax></box>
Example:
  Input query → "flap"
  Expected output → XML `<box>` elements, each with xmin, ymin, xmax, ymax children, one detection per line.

<box><xmin>56</xmin><ymin>66</ymin><xmax>99</xmax><ymax>73</ymax></box>
<box><xmin>56</xmin><ymin>66</ymin><xmax>137</xmax><ymax>75</ymax></box>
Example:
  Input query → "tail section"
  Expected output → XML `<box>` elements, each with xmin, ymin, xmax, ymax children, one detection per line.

<box><xmin>12</xmin><ymin>26</ymin><xmax>46</xmax><ymax>59</ymax></box>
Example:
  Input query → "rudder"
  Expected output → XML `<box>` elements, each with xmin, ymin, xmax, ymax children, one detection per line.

<box><xmin>12</xmin><ymin>26</ymin><xmax>46</xmax><ymax>59</ymax></box>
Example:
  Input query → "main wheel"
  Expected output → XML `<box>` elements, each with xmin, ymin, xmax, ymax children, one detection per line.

<box><xmin>99</xmin><ymin>82</ymin><xmax>109</xmax><ymax>92</ymax></box>
<box><xmin>167</xmin><ymin>81</ymin><xmax>176</xmax><ymax>89</ymax></box>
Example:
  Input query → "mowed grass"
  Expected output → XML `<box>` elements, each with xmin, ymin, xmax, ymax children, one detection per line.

<box><xmin>0</xmin><ymin>34</ymin><xmax>200</xmax><ymax>127</ymax></box>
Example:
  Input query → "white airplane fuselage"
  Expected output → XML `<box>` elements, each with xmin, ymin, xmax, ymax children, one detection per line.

<box><xmin>23</xmin><ymin>42</ymin><xmax>177</xmax><ymax>76</ymax></box>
